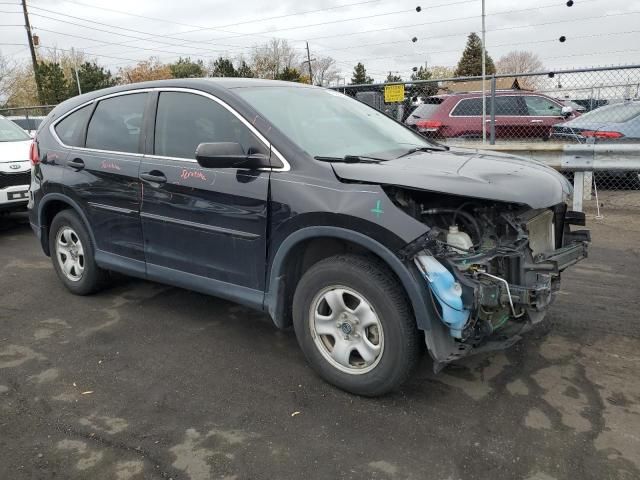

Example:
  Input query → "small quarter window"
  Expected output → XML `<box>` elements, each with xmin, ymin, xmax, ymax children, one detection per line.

<box><xmin>86</xmin><ymin>93</ymin><xmax>147</xmax><ymax>153</ymax></box>
<box><xmin>54</xmin><ymin>105</ymin><xmax>92</xmax><ymax>146</ymax></box>
<box><xmin>451</xmin><ymin>98</ymin><xmax>482</xmax><ymax>116</ymax></box>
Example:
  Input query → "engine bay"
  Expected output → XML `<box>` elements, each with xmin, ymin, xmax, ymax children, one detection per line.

<box><xmin>386</xmin><ymin>186</ymin><xmax>590</xmax><ymax>360</ymax></box>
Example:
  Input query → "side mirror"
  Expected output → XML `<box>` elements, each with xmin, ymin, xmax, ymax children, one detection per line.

<box><xmin>195</xmin><ymin>142</ymin><xmax>271</xmax><ymax>169</ymax></box>
<box><xmin>561</xmin><ymin>105</ymin><xmax>573</xmax><ymax>117</ymax></box>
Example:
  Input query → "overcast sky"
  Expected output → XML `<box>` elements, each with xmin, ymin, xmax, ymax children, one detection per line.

<box><xmin>2</xmin><ymin>0</ymin><xmax>640</xmax><ymax>81</ymax></box>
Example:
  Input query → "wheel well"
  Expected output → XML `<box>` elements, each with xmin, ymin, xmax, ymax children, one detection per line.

<box><xmin>274</xmin><ymin>236</ymin><xmax>413</xmax><ymax>328</ymax></box>
<box><xmin>40</xmin><ymin>200</ymin><xmax>72</xmax><ymax>256</ymax></box>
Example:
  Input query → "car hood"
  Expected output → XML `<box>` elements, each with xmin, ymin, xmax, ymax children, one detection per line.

<box><xmin>331</xmin><ymin>147</ymin><xmax>571</xmax><ymax>208</ymax></box>
<box><xmin>0</xmin><ymin>139</ymin><xmax>31</xmax><ymax>163</ymax></box>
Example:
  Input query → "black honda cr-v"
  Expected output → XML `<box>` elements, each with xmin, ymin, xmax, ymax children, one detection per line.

<box><xmin>28</xmin><ymin>79</ymin><xmax>589</xmax><ymax>396</ymax></box>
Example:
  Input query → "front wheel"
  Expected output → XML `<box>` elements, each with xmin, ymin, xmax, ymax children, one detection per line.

<box><xmin>292</xmin><ymin>254</ymin><xmax>421</xmax><ymax>396</ymax></box>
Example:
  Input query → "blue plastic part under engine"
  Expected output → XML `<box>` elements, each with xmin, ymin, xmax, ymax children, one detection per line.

<box><xmin>415</xmin><ymin>254</ymin><xmax>470</xmax><ymax>339</ymax></box>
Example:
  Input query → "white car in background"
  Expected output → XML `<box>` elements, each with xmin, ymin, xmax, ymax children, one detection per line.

<box><xmin>0</xmin><ymin>115</ymin><xmax>32</xmax><ymax>214</ymax></box>
<box><xmin>7</xmin><ymin>115</ymin><xmax>45</xmax><ymax>137</ymax></box>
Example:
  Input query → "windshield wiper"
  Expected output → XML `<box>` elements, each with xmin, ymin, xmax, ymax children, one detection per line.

<box><xmin>396</xmin><ymin>145</ymin><xmax>449</xmax><ymax>158</ymax></box>
<box><xmin>314</xmin><ymin>155</ymin><xmax>385</xmax><ymax>164</ymax></box>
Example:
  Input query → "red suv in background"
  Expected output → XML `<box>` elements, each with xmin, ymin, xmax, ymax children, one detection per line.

<box><xmin>405</xmin><ymin>91</ymin><xmax>577</xmax><ymax>140</ymax></box>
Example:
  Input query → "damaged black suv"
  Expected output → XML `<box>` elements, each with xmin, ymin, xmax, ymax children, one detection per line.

<box><xmin>29</xmin><ymin>79</ymin><xmax>589</xmax><ymax>396</ymax></box>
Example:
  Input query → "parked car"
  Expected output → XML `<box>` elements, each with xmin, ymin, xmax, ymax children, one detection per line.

<box><xmin>0</xmin><ymin>115</ymin><xmax>32</xmax><ymax>213</ymax></box>
<box><xmin>558</xmin><ymin>99</ymin><xmax>586</xmax><ymax>113</ymax></box>
<box><xmin>551</xmin><ymin>100</ymin><xmax>640</xmax><ymax>142</ymax></box>
<box><xmin>552</xmin><ymin>101</ymin><xmax>640</xmax><ymax>189</ymax></box>
<box><xmin>7</xmin><ymin>115</ymin><xmax>45</xmax><ymax>137</ymax></box>
<box><xmin>405</xmin><ymin>91</ymin><xmax>576</xmax><ymax>140</ymax></box>
<box><xmin>29</xmin><ymin>79</ymin><xmax>588</xmax><ymax>395</ymax></box>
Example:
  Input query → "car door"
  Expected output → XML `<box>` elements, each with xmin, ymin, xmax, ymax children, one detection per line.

<box><xmin>490</xmin><ymin>95</ymin><xmax>529</xmax><ymax>139</ymax></box>
<box><xmin>139</xmin><ymin>89</ymin><xmax>270</xmax><ymax>296</ymax></box>
<box><xmin>523</xmin><ymin>95</ymin><xmax>566</xmax><ymax>138</ymax></box>
<box><xmin>60</xmin><ymin>92</ymin><xmax>147</xmax><ymax>266</ymax></box>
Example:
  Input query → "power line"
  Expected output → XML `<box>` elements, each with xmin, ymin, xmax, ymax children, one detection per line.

<box><xmin>57</xmin><ymin>0</ymin><xmax>385</xmax><ymax>31</ymax></box>
<box><xmin>316</xmin><ymin>9</ymin><xmax>640</xmax><ymax>54</ymax></box>
<box><xmin>28</xmin><ymin>6</ymin><xmax>256</xmax><ymax>51</ymax></box>
<box><xmin>336</xmin><ymin>29</ymin><xmax>640</xmax><ymax>64</ymax></box>
<box><xmin>27</xmin><ymin>0</ymin><xmax>385</xmax><ymax>54</ymax></box>
<box><xmin>82</xmin><ymin>5</ymin><xmax>423</xmax><ymax>56</ymax></box>
<box><xmin>301</xmin><ymin>0</ymin><xmax>602</xmax><ymax>42</ymax></box>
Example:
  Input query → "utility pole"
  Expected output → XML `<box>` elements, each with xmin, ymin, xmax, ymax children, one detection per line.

<box><xmin>305</xmin><ymin>42</ymin><xmax>314</xmax><ymax>85</ymax></box>
<box><xmin>481</xmin><ymin>0</ymin><xmax>487</xmax><ymax>144</ymax></box>
<box><xmin>74</xmin><ymin>66</ymin><xmax>82</xmax><ymax>95</ymax></box>
<box><xmin>21</xmin><ymin>0</ymin><xmax>44</xmax><ymax>104</ymax></box>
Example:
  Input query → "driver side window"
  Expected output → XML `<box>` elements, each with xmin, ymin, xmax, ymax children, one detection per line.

<box><xmin>524</xmin><ymin>96</ymin><xmax>563</xmax><ymax>116</ymax></box>
<box><xmin>154</xmin><ymin>91</ymin><xmax>267</xmax><ymax>159</ymax></box>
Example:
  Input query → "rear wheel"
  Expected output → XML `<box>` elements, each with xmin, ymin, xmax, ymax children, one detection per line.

<box><xmin>292</xmin><ymin>254</ymin><xmax>421</xmax><ymax>396</ymax></box>
<box><xmin>49</xmin><ymin>209</ymin><xmax>109</xmax><ymax>295</ymax></box>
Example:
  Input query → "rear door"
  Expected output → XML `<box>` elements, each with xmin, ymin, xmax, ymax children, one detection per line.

<box><xmin>59</xmin><ymin>92</ymin><xmax>147</xmax><ymax>266</ymax></box>
<box><xmin>490</xmin><ymin>95</ymin><xmax>529</xmax><ymax>139</ymax></box>
<box><xmin>139</xmin><ymin>89</ymin><xmax>271</xmax><ymax>294</ymax></box>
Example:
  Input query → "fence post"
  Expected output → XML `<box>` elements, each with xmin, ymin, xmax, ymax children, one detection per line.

<box><xmin>490</xmin><ymin>74</ymin><xmax>496</xmax><ymax>145</ymax></box>
<box><xmin>573</xmin><ymin>172</ymin><xmax>584</xmax><ymax>212</ymax></box>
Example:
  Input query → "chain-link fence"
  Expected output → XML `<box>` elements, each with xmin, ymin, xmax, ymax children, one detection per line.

<box><xmin>334</xmin><ymin>65</ymin><xmax>640</xmax><ymax>192</ymax></box>
<box><xmin>0</xmin><ymin>105</ymin><xmax>56</xmax><ymax>135</ymax></box>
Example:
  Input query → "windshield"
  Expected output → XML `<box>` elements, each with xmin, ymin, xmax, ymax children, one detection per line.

<box><xmin>0</xmin><ymin>116</ymin><xmax>31</xmax><ymax>141</ymax></box>
<box><xmin>578</xmin><ymin>102</ymin><xmax>640</xmax><ymax>123</ymax></box>
<box><xmin>235</xmin><ymin>86</ymin><xmax>436</xmax><ymax>158</ymax></box>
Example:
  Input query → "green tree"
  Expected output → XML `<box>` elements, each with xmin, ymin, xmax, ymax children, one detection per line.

<box><xmin>210</xmin><ymin>57</ymin><xmax>237</xmax><ymax>77</ymax></box>
<box><xmin>411</xmin><ymin>65</ymin><xmax>431</xmax><ymax>81</ymax></box>
<box><xmin>236</xmin><ymin>60</ymin><xmax>254</xmax><ymax>78</ymax></box>
<box><xmin>385</xmin><ymin>72</ymin><xmax>402</xmax><ymax>83</ymax></box>
<box><xmin>454</xmin><ymin>32</ymin><xmax>495</xmax><ymax>77</ymax></box>
<box><xmin>276</xmin><ymin>66</ymin><xmax>302</xmax><ymax>82</ymax></box>
<box><xmin>169</xmin><ymin>57</ymin><xmax>204</xmax><ymax>78</ymax></box>
<box><xmin>38</xmin><ymin>62</ymin><xmax>70</xmax><ymax>104</ymax></box>
<box><xmin>350</xmin><ymin>62</ymin><xmax>373</xmax><ymax>85</ymax></box>
<box><xmin>68</xmin><ymin>62</ymin><xmax>116</xmax><ymax>96</ymax></box>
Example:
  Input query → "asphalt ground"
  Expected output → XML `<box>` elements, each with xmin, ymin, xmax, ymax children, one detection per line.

<box><xmin>1</xmin><ymin>195</ymin><xmax>639</xmax><ymax>480</ymax></box>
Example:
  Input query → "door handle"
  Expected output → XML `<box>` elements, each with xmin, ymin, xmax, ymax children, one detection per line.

<box><xmin>67</xmin><ymin>158</ymin><xmax>85</xmax><ymax>170</ymax></box>
<box><xmin>139</xmin><ymin>171</ymin><xmax>167</xmax><ymax>184</ymax></box>
<box><xmin>530</xmin><ymin>119</ymin><xmax>544</xmax><ymax>123</ymax></box>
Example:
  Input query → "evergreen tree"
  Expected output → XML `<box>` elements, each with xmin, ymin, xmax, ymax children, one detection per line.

<box><xmin>236</xmin><ymin>60</ymin><xmax>254</xmax><ymax>78</ymax></box>
<box><xmin>385</xmin><ymin>72</ymin><xmax>402</xmax><ymax>82</ymax></box>
<box><xmin>454</xmin><ymin>33</ymin><xmax>495</xmax><ymax>77</ymax></box>
<box><xmin>211</xmin><ymin>57</ymin><xmax>237</xmax><ymax>77</ymax></box>
<box><xmin>68</xmin><ymin>62</ymin><xmax>116</xmax><ymax>96</ymax></box>
<box><xmin>38</xmin><ymin>62</ymin><xmax>69</xmax><ymax>104</ymax></box>
<box><xmin>410</xmin><ymin>65</ymin><xmax>431</xmax><ymax>81</ymax></box>
<box><xmin>169</xmin><ymin>57</ymin><xmax>204</xmax><ymax>78</ymax></box>
<box><xmin>276</xmin><ymin>67</ymin><xmax>302</xmax><ymax>82</ymax></box>
<box><xmin>350</xmin><ymin>62</ymin><xmax>373</xmax><ymax>84</ymax></box>
<box><xmin>410</xmin><ymin>65</ymin><xmax>438</xmax><ymax>96</ymax></box>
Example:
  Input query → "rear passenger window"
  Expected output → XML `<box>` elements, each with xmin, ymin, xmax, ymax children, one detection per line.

<box><xmin>86</xmin><ymin>93</ymin><xmax>147</xmax><ymax>153</ymax></box>
<box><xmin>494</xmin><ymin>96</ymin><xmax>525</xmax><ymax>116</ymax></box>
<box><xmin>54</xmin><ymin>105</ymin><xmax>92</xmax><ymax>146</ymax></box>
<box><xmin>451</xmin><ymin>98</ymin><xmax>482</xmax><ymax>116</ymax></box>
<box><xmin>154</xmin><ymin>92</ymin><xmax>266</xmax><ymax>159</ymax></box>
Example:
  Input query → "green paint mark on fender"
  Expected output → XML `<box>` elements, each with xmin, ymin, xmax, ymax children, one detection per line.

<box><xmin>371</xmin><ymin>200</ymin><xmax>384</xmax><ymax>218</ymax></box>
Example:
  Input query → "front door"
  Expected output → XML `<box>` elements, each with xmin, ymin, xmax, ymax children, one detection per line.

<box><xmin>60</xmin><ymin>92</ymin><xmax>147</xmax><ymax>264</ymax></box>
<box><xmin>522</xmin><ymin>95</ymin><xmax>567</xmax><ymax>138</ymax></box>
<box><xmin>139</xmin><ymin>90</ymin><xmax>270</xmax><ymax>298</ymax></box>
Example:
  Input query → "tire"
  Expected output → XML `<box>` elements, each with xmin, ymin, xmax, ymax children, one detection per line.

<box><xmin>292</xmin><ymin>254</ymin><xmax>421</xmax><ymax>396</ymax></box>
<box><xmin>49</xmin><ymin>209</ymin><xmax>109</xmax><ymax>295</ymax></box>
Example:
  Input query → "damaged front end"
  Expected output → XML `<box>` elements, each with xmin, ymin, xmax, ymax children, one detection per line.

<box><xmin>390</xmin><ymin>187</ymin><xmax>590</xmax><ymax>369</ymax></box>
